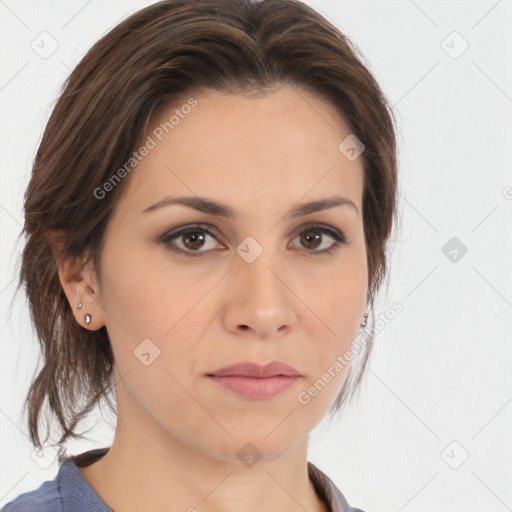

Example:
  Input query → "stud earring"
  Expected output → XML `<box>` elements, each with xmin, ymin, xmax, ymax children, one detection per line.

<box><xmin>360</xmin><ymin>312</ymin><xmax>369</xmax><ymax>328</ymax></box>
<box><xmin>77</xmin><ymin>303</ymin><xmax>91</xmax><ymax>325</ymax></box>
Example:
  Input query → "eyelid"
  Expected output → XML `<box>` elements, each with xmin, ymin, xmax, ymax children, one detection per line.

<box><xmin>289</xmin><ymin>222</ymin><xmax>347</xmax><ymax>242</ymax></box>
<box><xmin>159</xmin><ymin>221</ymin><xmax>347</xmax><ymax>256</ymax></box>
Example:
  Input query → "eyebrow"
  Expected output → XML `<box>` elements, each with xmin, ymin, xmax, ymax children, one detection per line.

<box><xmin>142</xmin><ymin>195</ymin><xmax>358</xmax><ymax>218</ymax></box>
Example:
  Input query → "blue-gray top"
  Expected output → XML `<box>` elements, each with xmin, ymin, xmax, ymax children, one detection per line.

<box><xmin>1</xmin><ymin>448</ymin><xmax>366</xmax><ymax>512</ymax></box>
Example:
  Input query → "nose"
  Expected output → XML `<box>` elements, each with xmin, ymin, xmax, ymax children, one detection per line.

<box><xmin>221</xmin><ymin>245</ymin><xmax>298</xmax><ymax>340</ymax></box>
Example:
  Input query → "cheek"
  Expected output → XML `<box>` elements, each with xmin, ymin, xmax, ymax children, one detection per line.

<box><xmin>99</xmin><ymin>238</ymin><xmax>202</xmax><ymax>337</ymax></box>
<box><xmin>98</xmin><ymin>241</ymin><xmax>219</xmax><ymax>390</ymax></box>
<box><xmin>295</xmin><ymin>251</ymin><xmax>367</xmax><ymax>394</ymax></box>
<box><xmin>299</xmin><ymin>250</ymin><xmax>367</xmax><ymax>336</ymax></box>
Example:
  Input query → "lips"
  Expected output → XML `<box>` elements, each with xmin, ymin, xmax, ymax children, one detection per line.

<box><xmin>207</xmin><ymin>361</ymin><xmax>301</xmax><ymax>378</ymax></box>
<box><xmin>207</xmin><ymin>361</ymin><xmax>302</xmax><ymax>400</ymax></box>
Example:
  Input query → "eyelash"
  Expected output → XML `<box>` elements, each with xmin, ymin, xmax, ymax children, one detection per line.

<box><xmin>159</xmin><ymin>223</ymin><xmax>347</xmax><ymax>258</ymax></box>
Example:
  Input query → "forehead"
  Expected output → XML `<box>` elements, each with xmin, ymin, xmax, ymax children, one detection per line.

<box><xmin>120</xmin><ymin>86</ymin><xmax>364</xmax><ymax>215</ymax></box>
<box><xmin>151</xmin><ymin>85</ymin><xmax>354</xmax><ymax>149</ymax></box>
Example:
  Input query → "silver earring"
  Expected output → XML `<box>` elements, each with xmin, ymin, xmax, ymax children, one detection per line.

<box><xmin>78</xmin><ymin>303</ymin><xmax>91</xmax><ymax>325</ymax></box>
<box><xmin>360</xmin><ymin>312</ymin><xmax>368</xmax><ymax>328</ymax></box>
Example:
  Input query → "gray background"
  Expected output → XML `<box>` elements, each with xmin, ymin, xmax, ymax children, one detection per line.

<box><xmin>1</xmin><ymin>1</ymin><xmax>511</xmax><ymax>511</ymax></box>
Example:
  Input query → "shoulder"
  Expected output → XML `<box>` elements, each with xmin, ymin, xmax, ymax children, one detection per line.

<box><xmin>1</xmin><ymin>473</ymin><xmax>62</xmax><ymax>512</ymax></box>
<box><xmin>1</xmin><ymin>448</ymin><xmax>111</xmax><ymax>512</ymax></box>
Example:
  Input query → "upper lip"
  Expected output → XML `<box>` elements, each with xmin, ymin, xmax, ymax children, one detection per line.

<box><xmin>208</xmin><ymin>361</ymin><xmax>301</xmax><ymax>378</ymax></box>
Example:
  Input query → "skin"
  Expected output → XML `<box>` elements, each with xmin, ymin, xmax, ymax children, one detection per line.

<box><xmin>54</xmin><ymin>84</ymin><xmax>368</xmax><ymax>512</ymax></box>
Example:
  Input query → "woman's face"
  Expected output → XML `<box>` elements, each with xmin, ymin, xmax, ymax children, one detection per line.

<box><xmin>86</xmin><ymin>85</ymin><xmax>367</xmax><ymax>462</ymax></box>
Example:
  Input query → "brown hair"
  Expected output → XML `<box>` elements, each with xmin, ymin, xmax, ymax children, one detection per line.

<box><xmin>15</xmin><ymin>0</ymin><xmax>399</xmax><ymax>462</ymax></box>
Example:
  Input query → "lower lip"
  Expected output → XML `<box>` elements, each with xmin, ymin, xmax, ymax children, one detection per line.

<box><xmin>208</xmin><ymin>375</ymin><xmax>301</xmax><ymax>400</ymax></box>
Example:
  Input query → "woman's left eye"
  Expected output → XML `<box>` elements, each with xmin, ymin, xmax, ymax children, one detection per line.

<box><xmin>160</xmin><ymin>223</ymin><xmax>346</xmax><ymax>257</ymax></box>
<box><xmin>290</xmin><ymin>224</ymin><xmax>346</xmax><ymax>254</ymax></box>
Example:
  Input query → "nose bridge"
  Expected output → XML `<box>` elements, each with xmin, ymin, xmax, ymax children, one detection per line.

<box><xmin>234</xmin><ymin>234</ymin><xmax>285</xmax><ymax>302</ymax></box>
<box><xmin>225</xmin><ymin>233</ymin><xmax>297</xmax><ymax>335</ymax></box>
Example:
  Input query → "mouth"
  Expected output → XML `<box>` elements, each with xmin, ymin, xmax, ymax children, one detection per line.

<box><xmin>207</xmin><ymin>374</ymin><xmax>301</xmax><ymax>400</ymax></box>
<box><xmin>207</xmin><ymin>361</ymin><xmax>302</xmax><ymax>400</ymax></box>
<box><xmin>207</xmin><ymin>360</ymin><xmax>301</xmax><ymax>378</ymax></box>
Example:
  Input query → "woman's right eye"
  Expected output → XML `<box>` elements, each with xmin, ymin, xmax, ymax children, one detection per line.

<box><xmin>160</xmin><ymin>224</ymin><xmax>224</xmax><ymax>257</ymax></box>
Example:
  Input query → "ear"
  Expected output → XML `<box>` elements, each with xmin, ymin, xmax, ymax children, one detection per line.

<box><xmin>46</xmin><ymin>231</ymin><xmax>106</xmax><ymax>331</ymax></box>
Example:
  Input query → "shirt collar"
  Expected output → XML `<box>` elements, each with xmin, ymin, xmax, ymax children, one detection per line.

<box><xmin>308</xmin><ymin>461</ymin><xmax>353</xmax><ymax>512</ymax></box>
<box><xmin>59</xmin><ymin>454</ymin><xmax>112</xmax><ymax>511</ymax></box>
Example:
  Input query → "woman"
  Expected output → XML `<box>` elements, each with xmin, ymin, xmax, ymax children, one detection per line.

<box><xmin>2</xmin><ymin>0</ymin><xmax>398</xmax><ymax>510</ymax></box>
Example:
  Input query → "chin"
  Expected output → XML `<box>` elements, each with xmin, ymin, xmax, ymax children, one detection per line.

<box><xmin>200</xmin><ymin>429</ymin><xmax>305</xmax><ymax>465</ymax></box>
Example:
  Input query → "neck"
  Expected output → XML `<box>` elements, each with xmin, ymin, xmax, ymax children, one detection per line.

<box><xmin>78</xmin><ymin>388</ymin><xmax>327</xmax><ymax>512</ymax></box>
